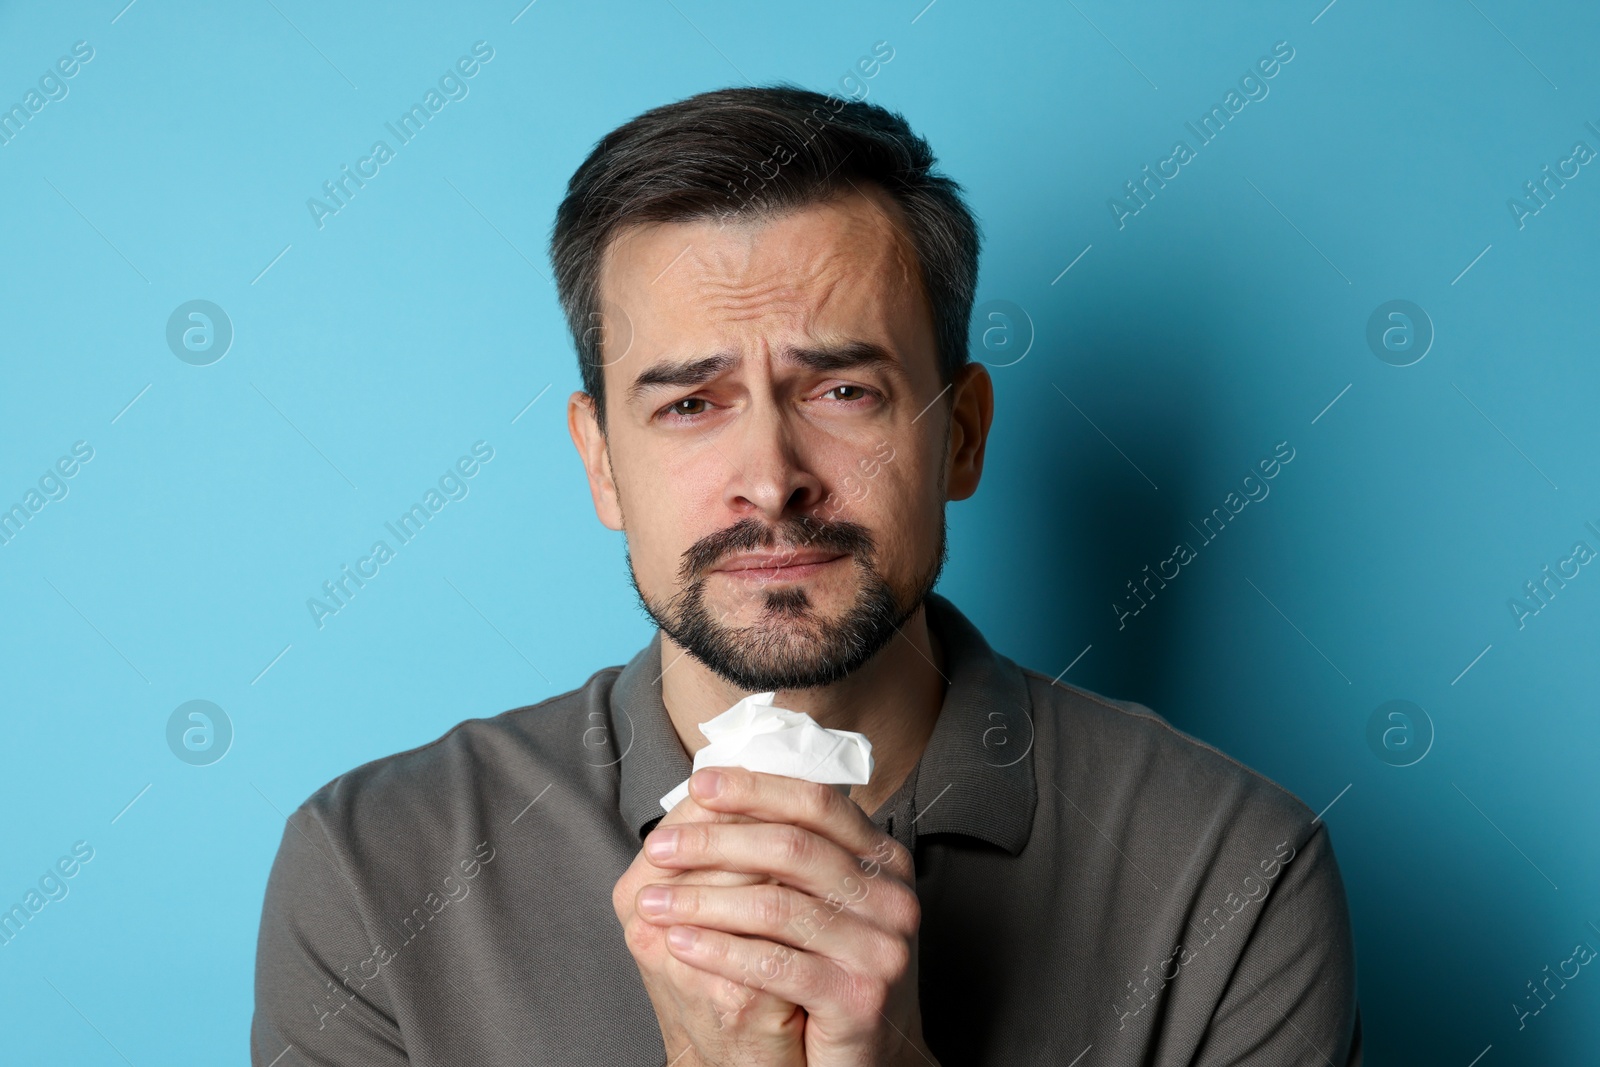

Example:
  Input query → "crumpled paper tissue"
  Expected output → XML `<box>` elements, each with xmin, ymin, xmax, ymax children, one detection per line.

<box><xmin>659</xmin><ymin>690</ymin><xmax>875</xmax><ymax>812</ymax></box>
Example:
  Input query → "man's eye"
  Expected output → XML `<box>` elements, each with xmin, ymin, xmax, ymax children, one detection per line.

<box><xmin>662</xmin><ymin>397</ymin><xmax>709</xmax><ymax>420</ymax></box>
<box><xmin>659</xmin><ymin>387</ymin><xmax>874</xmax><ymax>422</ymax></box>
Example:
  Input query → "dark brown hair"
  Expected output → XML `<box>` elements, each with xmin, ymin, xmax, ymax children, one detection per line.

<box><xmin>548</xmin><ymin>83</ymin><xmax>982</xmax><ymax>434</ymax></box>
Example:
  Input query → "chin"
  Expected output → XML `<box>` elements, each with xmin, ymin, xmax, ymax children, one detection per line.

<box><xmin>724</xmin><ymin>585</ymin><xmax>839</xmax><ymax>624</ymax></box>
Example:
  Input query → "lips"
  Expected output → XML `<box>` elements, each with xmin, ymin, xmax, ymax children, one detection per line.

<box><xmin>714</xmin><ymin>549</ymin><xmax>848</xmax><ymax>573</ymax></box>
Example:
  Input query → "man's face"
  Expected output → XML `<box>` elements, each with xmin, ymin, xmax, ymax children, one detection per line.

<box><xmin>569</xmin><ymin>187</ymin><xmax>972</xmax><ymax>691</ymax></box>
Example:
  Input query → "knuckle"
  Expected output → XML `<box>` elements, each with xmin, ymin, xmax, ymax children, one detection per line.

<box><xmin>752</xmin><ymin>883</ymin><xmax>790</xmax><ymax>929</ymax></box>
<box><xmin>659</xmin><ymin>883</ymin><xmax>691</xmax><ymax>917</ymax></box>
<box><xmin>800</xmin><ymin>780</ymin><xmax>834</xmax><ymax>821</ymax></box>
<box><xmin>786</xmin><ymin>956</ymin><xmax>826</xmax><ymax>1003</ymax></box>
<box><xmin>664</xmin><ymin>825</ymin><xmax>692</xmax><ymax>860</ymax></box>
<box><xmin>685</xmin><ymin>822</ymin><xmax>718</xmax><ymax>859</ymax></box>
<box><xmin>694</xmin><ymin>927</ymin><xmax>728</xmax><ymax>964</ymax></box>
<box><xmin>789</xmin><ymin>900</ymin><xmax>830</xmax><ymax>943</ymax></box>
<box><xmin>777</xmin><ymin>826</ymin><xmax>813</xmax><ymax>867</ymax></box>
<box><xmin>874</xmin><ymin>932</ymin><xmax>912</xmax><ymax>977</ymax></box>
<box><xmin>622</xmin><ymin>918</ymin><xmax>657</xmax><ymax>956</ymax></box>
<box><xmin>611</xmin><ymin>874</ymin><xmax>636</xmax><ymax>919</ymax></box>
<box><xmin>864</xmin><ymin>836</ymin><xmax>908</xmax><ymax>877</ymax></box>
<box><xmin>838</xmin><ymin>975</ymin><xmax>887</xmax><ymax>1022</ymax></box>
<box><xmin>887</xmin><ymin>886</ymin><xmax>921</xmax><ymax>936</ymax></box>
<box><xmin>710</xmin><ymin>976</ymin><xmax>758</xmax><ymax>1020</ymax></box>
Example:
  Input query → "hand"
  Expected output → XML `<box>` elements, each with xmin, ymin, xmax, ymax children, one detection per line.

<box><xmin>638</xmin><ymin>767</ymin><xmax>939</xmax><ymax>1067</ymax></box>
<box><xmin>614</xmin><ymin>788</ymin><xmax>806</xmax><ymax>1067</ymax></box>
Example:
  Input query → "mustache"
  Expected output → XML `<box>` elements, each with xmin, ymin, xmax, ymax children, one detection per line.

<box><xmin>680</xmin><ymin>515</ymin><xmax>876</xmax><ymax>583</ymax></box>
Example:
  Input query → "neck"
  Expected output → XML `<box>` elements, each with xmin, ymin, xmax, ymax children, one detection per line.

<box><xmin>658</xmin><ymin>602</ymin><xmax>948</xmax><ymax>818</ymax></box>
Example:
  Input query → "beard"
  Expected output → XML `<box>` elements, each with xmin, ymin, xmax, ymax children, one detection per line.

<box><xmin>626</xmin><ymin>511</ymin><xmax>948</xmax><ymax>691</ymax></box>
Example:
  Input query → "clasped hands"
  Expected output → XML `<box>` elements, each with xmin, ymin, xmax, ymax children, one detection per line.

<box><xmin>612</xmin><ymin>766</ymin><xmax>938</xmax><ymax>1067</ymax></box>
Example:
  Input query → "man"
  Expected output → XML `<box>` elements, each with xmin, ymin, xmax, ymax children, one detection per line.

<box><xmin>252</xmin><ymin>85</ymin><xmax>1361</xmax><ymax>1065</ymax></box>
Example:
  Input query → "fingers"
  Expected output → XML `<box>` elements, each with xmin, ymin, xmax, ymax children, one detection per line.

<box><xmin>658</xmin><ymin>790</ymin><xmax>762</xmax><ymax>828</ymax></box>
<box><xmin>646</xmin><ymin>930</ymin><xmax>808</xmax><ymax>1061</ymax></box>
<box><xmin>615</xmin><ymin>830</ymin><xmax>770</xmax><ymax>923</ymax></box>
<box><xmin>658</xmin><ymin>920</ymin><xmax>847</xmax><ymax>1022</ymax></box>
<box><xmin>646</xmin><ymin>820</ymin><xmax>851</xmax><ymax>899</ymax></box>
<box><xmin>686</xmin><ymin>768</ymin><xmax>910</xmax><ymax>880</ymax></box>
<box><xmin>637</xmin><ymin>880</ymin><xmax>911</xmax><ymax>973</ymax></box>
<box><xmin>621</xmin><ymin>777</ymin><xmax>925</xmax><ymax>1060</ymax></box>
<box><xmin>628</xmin><ymin>794</ymin><xmax>768</xmax><ymax>887</ymax></box>
<box><xmin>659</xmin><ymin>925</ymin><xmax>802</xmax><ymax>1020</ymax></box>
<box><xmin>642</xmin><ymin>822</ymin><xmax>913</xmax><ymax>933</ymax></box>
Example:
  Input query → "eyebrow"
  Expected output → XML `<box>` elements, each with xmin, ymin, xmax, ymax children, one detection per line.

<box><xmin>625</xmin><ymin>340</ymin><xmax>898</xmax><ymax>404</ymax></box>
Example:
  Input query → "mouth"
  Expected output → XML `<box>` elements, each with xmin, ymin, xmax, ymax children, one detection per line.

<box><xmin>713</xmin><ymin>551</ymin><xmax>850</xmax><ymax>583</ymax></box>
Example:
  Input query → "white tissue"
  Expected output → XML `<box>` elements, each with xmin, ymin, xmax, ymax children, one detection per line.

<box><xmin>659</xmin><ymin>690</ymin><xmax>875</xmax><ymax>812</ymax></box>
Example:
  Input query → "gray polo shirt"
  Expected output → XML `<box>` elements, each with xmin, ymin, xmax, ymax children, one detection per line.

<box><xmin>252</xmin><ymin>591</ymin><xmax>1361</xmax><ymax>1065</ymax></box>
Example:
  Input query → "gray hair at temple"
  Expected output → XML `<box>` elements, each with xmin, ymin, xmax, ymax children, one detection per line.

<box><xmin>547</xmin><ymin>83</ymin><xmax>983</xmax><ymax>437</ymax></box>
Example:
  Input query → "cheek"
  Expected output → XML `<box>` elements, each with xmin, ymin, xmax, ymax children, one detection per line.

<box><xmin>616</xmin><ymin>447</ymin><xmax>724</xmax><ymax>580</ymax></box>
<box><xmin>839</xmin><ymin>461</ymin><xmax>934</xmax><ymax>557</ymax></box>
<box><xmin>859</xmin><ymin>434</ymin><xmax>935</xmax><ymax>509</ymax></box>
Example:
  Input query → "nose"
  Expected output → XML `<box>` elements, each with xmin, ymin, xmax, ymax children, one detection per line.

<box><xmin>720</xmin><ymin>400</ymin><xmax>825</xmax><ymax>523</ymax></box>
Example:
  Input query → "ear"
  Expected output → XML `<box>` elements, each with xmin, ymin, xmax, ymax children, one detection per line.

<box><xmin>567</xmin><ymin>390</ymin><xmax>625</xmax><ymax>530</ymax></box>
<box><xmin>945</xmin><ymin>362</ymin><xmax>994</xmax><ymax>502</ymax></box>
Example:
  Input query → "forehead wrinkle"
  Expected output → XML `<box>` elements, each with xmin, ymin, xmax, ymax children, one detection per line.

<box><xmin>695</xmin><ymin>276</ymin><xmax>810</xmax><ymax>317</ymax></box>
<box><xmin>690</xmin><ymin>247</ymin><xmax>864</xmax><ymax>332</ymax></box>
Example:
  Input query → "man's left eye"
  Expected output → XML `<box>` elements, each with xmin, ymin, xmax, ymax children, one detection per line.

<box><xmin>824</xmin><ymin>385</ymin><xmax>872</xmax><ymax>402</ymax></box>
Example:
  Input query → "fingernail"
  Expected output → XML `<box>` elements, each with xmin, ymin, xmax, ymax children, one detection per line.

<box><xmin>693</xmin><ymin>769</ymin><xmax>723</xmax><ymax>798</ymax></box>
<box><xmin>645</xmin><ymin>827</ymin><xmax>679</xmax><ymax>860</ymax></box>
<box><xmin>638</xmin><ymin>886</ymin><xmax>671</xmax><ymax>915</ymax></box>
<box><xmin>668</xmin><ymin>926</ymin><xmax>698</xmax><ymax>950</ymax></box>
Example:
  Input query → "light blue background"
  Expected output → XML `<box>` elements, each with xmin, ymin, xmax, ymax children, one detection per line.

<box><xmin>2</xmin><ymin>1</ymin><xmax>1597</xmax><ymax>1063</ymax></box>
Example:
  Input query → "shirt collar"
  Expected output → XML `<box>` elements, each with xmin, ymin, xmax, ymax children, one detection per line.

<box><xmin>612</xmin><ymin>591</ymin><xmax>1037</xmax><ymax>856</ymax></box>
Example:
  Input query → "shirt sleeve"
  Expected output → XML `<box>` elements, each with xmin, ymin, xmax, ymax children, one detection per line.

<box><xmin>251</xmin><ymin>803</ymin><xmax>408</xmax><ymax>1066</ymax></box>
<box><xmin>1190</xmin><ymin>820</ymin><xmax>1362</xmax><ymax>1067</ymax></box>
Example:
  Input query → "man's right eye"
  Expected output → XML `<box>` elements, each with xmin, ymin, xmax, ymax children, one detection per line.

<box><xmin>659</xmin><ymin>397</ymin><xmax>711</xmax><ymax>421</ymax></box>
